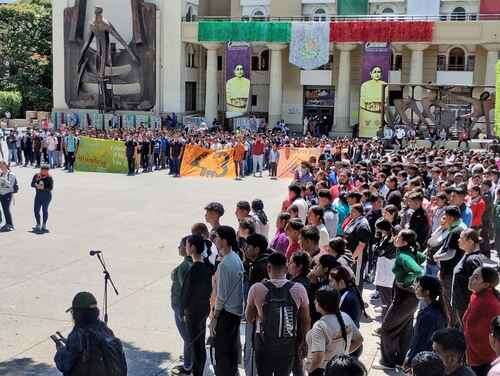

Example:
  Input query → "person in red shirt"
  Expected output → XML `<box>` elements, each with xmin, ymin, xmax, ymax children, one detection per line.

<box><xmin>285</xmin><ymin>218</ymin><xmax>304</xmax><ymax>260</ymax></box>
<box><xmin>469</xmin><ymin>185</ymin><xmax>486</xmax><ymax>230</ymax></box>
<box><xmin>463</xmin><ymin>266</ymin><xmax>500</xmax><ymax>376</ymax></box>
<box><xmin>251</xmin><ymin>136</ymin><xmax>265</xmax><ymax>177</ymax></box>
<box><xmin>329</xmin><ymin>171</ymin><xmax>353</xmax><ymax>200</ymax></box>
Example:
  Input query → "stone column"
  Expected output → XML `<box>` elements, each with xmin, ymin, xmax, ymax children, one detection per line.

<box><xmin>407</xmin><ymin>44</ymin><xmax>429</xmax><ymax>99</ymax></box>
<box><xmin>203</xmin><ymin>43</ymin><xmax>220</xmax><ymax>123</ymax></box>
<box><xmin>267</xmin><ymin>44</ymin><xmax>287</xmax><ymax>127</ymax></box>
<box><xmin>160</xmin><ymin>0</ymin><xmax>183</xmax><ymax>113</ymax></box>
<box><xmin>334</xmin><ymin>44</ymin><xmax>357</xmax><ymax>137</ymax></box>
<box><xmin>52</xmin><ymin>0</ymin><xmax>67</xmax><ymax>110</ymax></box>
<box><xmin>484</xmin><ymin>44</ymin><xmax>500</xmax><ymax>87</ymax></box>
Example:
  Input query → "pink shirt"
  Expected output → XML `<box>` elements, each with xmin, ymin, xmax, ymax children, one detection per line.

<box><xmin>488</xmin><ymin>357</ymin><xmax>500</xmax><ymax>376</ymax></box>
<box><xmin>247</xmin><ymin>278</ymin><xmax>309</xmax><ymax>332</ymax></box>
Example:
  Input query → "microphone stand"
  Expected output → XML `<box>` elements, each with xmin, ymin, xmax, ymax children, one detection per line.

<box><xmin>94</xmin><ymin>252</ymin><xmax>119</xmax><ymax>324</ymax></box>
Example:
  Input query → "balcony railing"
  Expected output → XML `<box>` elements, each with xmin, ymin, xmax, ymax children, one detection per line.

<box><xmin>182</xmin><ymin>13</ymin><xmax>500</xmax><ymax>22</ymax></box>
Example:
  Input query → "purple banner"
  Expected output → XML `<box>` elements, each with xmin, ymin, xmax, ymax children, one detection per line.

<box><xmin>225</xmin><ymin>43</ymin><xmax>251</xmax><ymax>118</ymax></box>
<box><xmin>359</xmin><ymin>43</ymin><xmax>391</xmax><ymax>138</ymax></box>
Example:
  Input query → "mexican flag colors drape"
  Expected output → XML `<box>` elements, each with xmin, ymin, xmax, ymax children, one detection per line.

<box><xmin>198</xmin><ymin>21</ymin><xmax>291</xmax><ymax>42</ymax></box>
<box><xmin>329</xmin><ymin>21</ymin><xmax>433</xmax><ymax>42</ymax></box>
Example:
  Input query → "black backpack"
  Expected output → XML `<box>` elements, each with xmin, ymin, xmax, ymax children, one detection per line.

<box><xmin>259</xmin><ymin>281</ymin><xmax>298</xmax><ymax>353</ymax></box>
<box><xmin>70</xmin><ymin>328</ymin><xmax>127</xmax><ymax>376</ymax></box>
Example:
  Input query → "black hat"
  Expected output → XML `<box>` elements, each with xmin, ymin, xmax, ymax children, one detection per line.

<box><xmin>66</xmin><ymin>292</ymin><xmax>98</xmax><ymax>312</ymax></box>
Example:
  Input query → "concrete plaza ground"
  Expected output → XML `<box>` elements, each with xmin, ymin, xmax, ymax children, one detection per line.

<box><xmin>0</xmin><ymin>167</ymin><xmax>387</xmax><ymax>376</ymax></box>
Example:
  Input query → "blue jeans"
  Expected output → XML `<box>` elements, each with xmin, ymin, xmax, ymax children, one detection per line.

<box><xmin>174</xmin><ymin>307</ymin><xmax>193</xmax><ymax>371</ymax></box>
<box><xmin>244</xmin><ymin>322</ymin><xmax>257</xmax><ymax>376</ymax></box>
<box><xmin>48</xmin><ymin>150</ymin><xmax>56</xmax><ymax>169</ymax></box>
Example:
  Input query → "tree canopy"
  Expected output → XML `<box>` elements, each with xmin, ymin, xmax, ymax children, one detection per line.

<box><xmin>0</xmin><ymin>0</ymin><xmax>52</xmax><ymax>115</ymax></box>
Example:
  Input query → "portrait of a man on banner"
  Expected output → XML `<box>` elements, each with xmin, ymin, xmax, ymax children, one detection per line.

<box><xmin>225</xmin><ymin>43</ymin><xmax>251</xmax><ymax>118</ymax></box>
<box><xmin>359</xmin><ymin>43</ymin><xmax>391</xmax><ymax>138</ymax></box>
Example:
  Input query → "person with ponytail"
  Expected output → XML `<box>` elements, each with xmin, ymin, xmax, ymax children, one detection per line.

<box><xmin>329</xmin><ymin>266</ymin><xmax>366</xmax><ymax>328</ymax></box>
<box><xmin>463</xmin><ymin>267</ymin><xmax>500</xmax><ymax>376</ymax></box>
<box><xmin>251</xmin><ymin>199</ymin><xmax>269</xmax><ymax>239</ymax></box>
<box><xmin>376</xmin><ymin>229</ymin><xmax>425</xmax><ymax>370</ymax></box>
<box><xmin>403</xmin><ymin>276</ymin><xmax>448</xmax><ymax>371</ymax></box>
<box><xmin>305</xmin><ymin>289</ymin><xmax>363</xmax><ymax>376</ymax></box>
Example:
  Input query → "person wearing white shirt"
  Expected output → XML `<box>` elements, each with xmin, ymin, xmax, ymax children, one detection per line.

<box><xmin>308</xmin><ymin>206</ymin><xmax>331</xmax><ymax>250</ymax></box>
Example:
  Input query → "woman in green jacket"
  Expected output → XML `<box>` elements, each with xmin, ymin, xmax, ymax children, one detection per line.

<box><xmin>375</xmin><ymin>229</ymin><xmax>425</xmax><ymax>370</ymax></box>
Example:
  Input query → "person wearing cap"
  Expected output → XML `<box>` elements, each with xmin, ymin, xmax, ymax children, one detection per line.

<box><xmin>235</xmin><ymin>200</ymin><xmax>251</xmax><ymax>222</ymax></box>
<box><xmin>55</xmin><ymin>291</ymin><xmax>126</xmax><ymax>375</ymax></box>
<box><xmin>31</xmin><ymin>164</ymin><xmax>54</xmax><ymax>234</ymax></box>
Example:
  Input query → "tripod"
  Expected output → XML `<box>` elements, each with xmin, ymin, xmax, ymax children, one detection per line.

<box><xmin>92</xmin><ymin>251</ymin><xmax>119</xmax><ymax>323</ymax></box>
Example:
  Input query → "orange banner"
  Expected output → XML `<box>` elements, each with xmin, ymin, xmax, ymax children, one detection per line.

<box><xmin>180</xmin><ymin>144</ymin><xmax>236</xmax><ymax>178</ymax></box>
<box><xmin>277</xmin><ymin>147</ymin><xmax>321</xmax><ymax>179</ymax></box>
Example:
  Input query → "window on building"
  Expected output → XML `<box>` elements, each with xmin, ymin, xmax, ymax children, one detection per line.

<box><xmin>251</xmin><ymin>95</ymin><xmax>257</xmax><ymax>106</ymax></box>
<box><xmin>448</xmin><ymin>47</ymin><xmax>466</xmax><ymax>71</ymax></box>
<box><xmin>437</xmin><ymin>54</ymin><xmax>447</xmax><ymax>70</ymax></box>
<box><xmin>467</xmin><ymin>55</ymin><xmax>475</xmax><ymax>72</ymax></box>
<box><xmin>185</xmin><ymin>82</ymin><xmax>197</xmax><ymax>111</ymax></box>
<box><xmin>451</xmin><ymin>7</ymin><xmax>466</xmax><ymax>21</ymax></box>
<box><xmin>217</xmin><ymin>56</ymin><xmax>222</xmax><ymax>71</ymax></box>
<box><xmin>382</xmin><ymin>8</ymin><xmax>395</xmax><ymax>14</ymax></box>
<box><xmin>313</xmin><ymin>8</ymin><xmax>327</xmax><ymax>21</ymax></box>
<box><xmin>391</xmin><ymin>53</ymin><xmax>403</xmax><ymax>71</ymax></box>
<box><xmin>186</xmin><ymin>6</ymin><xmax>193</xmax><ymax>21</ymax></box>
<box><xmin>252</xmin><ymin>9</ymin><xmax>266</xmax><ymax>21</ymax></box>
<box><xmin>260</xmin><ymin>50</ymin><xmax>269</xmax><ymax>71</ymax></box>
<box><xmin>252</xmin><ymin>56</ymin><xmax>260</xmax><ymax>71</ymax></box>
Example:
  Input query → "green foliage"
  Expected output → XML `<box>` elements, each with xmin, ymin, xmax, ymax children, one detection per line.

<box><xmin>0</xmin><ymin>0</ymin><xmax>52</xmax><ymax>114</ymax></box>
<box><xmin>0</xmin><ymin>91</ymin><xmax>22</xmax><ymax>118</ymax></box>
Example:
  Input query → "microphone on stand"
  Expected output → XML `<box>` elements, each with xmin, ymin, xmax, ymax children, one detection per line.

<box><xmin>89</xmin><ymin>250</ymin><xmax>102</xmax><ymax>256</ymax></box>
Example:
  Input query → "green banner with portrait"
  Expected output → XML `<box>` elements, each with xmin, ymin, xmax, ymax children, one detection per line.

<box><xmin>75</xmin><ymin>136</ymin><xmax>127</xmax><ymax>174</ymax></box>
<box><xmin>198</xmin><ymin>21</ymin><xmax>291</xmax><ymax>42</ymax></box>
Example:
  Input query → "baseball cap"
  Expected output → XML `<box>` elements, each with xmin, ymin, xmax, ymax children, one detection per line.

<box><xmin>66</xmin><ymin>292</ymin><xmax>98</xmax><ymax>312</ymax></box>
<box><xmin>204</xmin><ymin>202</ymin><xmax>225</xmax><ymax>216</ymax></box>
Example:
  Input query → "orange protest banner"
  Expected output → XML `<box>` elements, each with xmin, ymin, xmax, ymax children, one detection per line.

<box><xmin>277</xmin><ymin>147</ymin><xmax>321</xmax><ymax>179</ymax></box>
<box><xmin>180</xmin><ymin>144</ymin><xmax>236</xmax><ymax>178</ymax></box>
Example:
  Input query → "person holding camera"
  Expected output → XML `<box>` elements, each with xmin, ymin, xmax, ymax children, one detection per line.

<box><xmin>31</xmin><ymin>164</ymin><xmax>54</xmax><ymax>234</ymax></box>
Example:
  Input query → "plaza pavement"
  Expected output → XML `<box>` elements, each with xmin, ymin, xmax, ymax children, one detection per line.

<box><xmin>0</xmin><ymin>166</ymin><xmax>390</xmax><ymax>376</ymax></box>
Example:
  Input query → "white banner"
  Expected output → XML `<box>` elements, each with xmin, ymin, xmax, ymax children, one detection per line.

<box><xmin>289</xmin><ymin>22</ymin><xmax>330</xmax><ymax>70</ymax></box>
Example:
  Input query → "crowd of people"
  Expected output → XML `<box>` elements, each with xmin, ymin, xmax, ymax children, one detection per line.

<box><xmin>165</xmin><ymin>144</ymin><xmax>500</xmax><ymax>376</ymax></box>
<box><xmin>2</xmin><ymin>124</ymin><xmax>500</xmax><ymax>376</ymax></box>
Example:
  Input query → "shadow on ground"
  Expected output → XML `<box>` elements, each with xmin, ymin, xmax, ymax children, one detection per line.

<box><xmin>0</xmin><ymin>358</ymin><xmax>58</xmax><ymax>376</ymax></box>
<box><xmin>0</xmin><ymin>341</ymin><xmax>171</xmax><ymax>376</ymax></box>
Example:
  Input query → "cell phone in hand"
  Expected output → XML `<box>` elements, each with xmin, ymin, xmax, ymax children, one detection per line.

<box><xmin>50</xmin><ymin>335</ymin><xmax>60</xmax><ymax>344</ymax></box>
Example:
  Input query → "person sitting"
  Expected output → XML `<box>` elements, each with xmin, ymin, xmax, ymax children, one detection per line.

<box><xmin>411</xmin><ymin>351</ymin><xmax>446</xmax><ymax>376</ymax></box>
<box><xmin>305</xmin><ymin>289</ymin><xmax>363</xmax><ymax>376</ymax></box>
<box><xmin>432</xmin><ymin>328</ymin><xmax>475</xmax><ymax>376</ymax></box>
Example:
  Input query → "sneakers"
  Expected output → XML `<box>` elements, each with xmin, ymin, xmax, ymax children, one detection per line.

<box><xmin>0</xmin><ymin>225</ymin><xmax>12</xmax><ymax>232</ymax></box>
<box><xmin>171</xmin><ymin>365</ymin><xmax>192</xmax><ymax>375</ymax></box>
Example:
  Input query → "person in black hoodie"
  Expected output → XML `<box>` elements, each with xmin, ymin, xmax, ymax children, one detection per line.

<box><xmin>407</xmin><ymin>191</ymin><xmax>430</xmax><ymax>251</ymax></box>
<box><xmin>180</xmin><ymin>235</ymin><xmax>214</xmax><ymax>376</ymax></box>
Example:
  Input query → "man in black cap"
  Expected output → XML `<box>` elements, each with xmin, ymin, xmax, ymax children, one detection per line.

<box><xmin>54</xmin><ymin>292</ymin><xmax>127</xmax><ymax>375</ymax></box>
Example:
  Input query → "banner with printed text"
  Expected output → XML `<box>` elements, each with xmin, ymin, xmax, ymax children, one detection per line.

<box><xmin>277</xmin><ymin>147</ymin><xmax>322</xmax><ymax>179</ymax></box>
<box><xmin>180</xmin><ymin>144</ymin><xmax>236</xmax><ymax>178</ymax></box>
<box><xmin>495</xmin><ymin>61</ymin><xmax>500</xmax><ymax>138</ymax></box>
<box><xmin>75</xmin><ymin>137</ymin><xmax>128</xmax><ymax>174</ymax></box>
<box><xmin>359</xmin><ymin>43</ymin><xmax>391</xmax><ymax>138</ymax></box>
<box><xmin>225</xmin><ymin>43</ymin><xmax>251</xmax><ymax>119</ymax></box>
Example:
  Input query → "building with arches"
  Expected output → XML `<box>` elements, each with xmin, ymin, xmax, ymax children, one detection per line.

<box><xmin>52</xmin><ymin>0</ymin><xmax>500</xmax><ymax>134</ymax></box>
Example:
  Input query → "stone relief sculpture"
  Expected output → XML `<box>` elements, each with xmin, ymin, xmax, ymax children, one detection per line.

<box><xmin>64</xmin><ymin>0</ymin><xmax>156</xmax><ymax>111</ymax></box>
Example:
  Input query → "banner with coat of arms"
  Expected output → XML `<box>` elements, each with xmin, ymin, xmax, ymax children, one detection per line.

<box><xmin>289</xmin><ymin>22</ymin><xmax>330</xmax><ymax>70</ymax></box>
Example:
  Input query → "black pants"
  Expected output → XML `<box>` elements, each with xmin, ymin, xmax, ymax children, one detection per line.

<box><xmin>254</xmin><ymin>335</ymin><xmax>294</xmax><ymax>376</ymax></box>
<box><xmin>269</xmin><ymin>162</ymin><xmax>277</xmax><ymax>177</ymax></box>
<box><xmin>23</xmin><ymin>149</ymin><xmax>33</xmax><ymax>165</ymax></box>
<box><xmin>127</xmin><ymin>155</ymin><xmax>135</xmax><ymax>175</ymax></box>
<box><xmin>67</xmin><ymin>152</ymin><xmax>76</xmax><ymax>171</ymax></box>
<box><xmin>34</xmin><ymin>192</ymin><xmax>52</xmax><ymax>226</ymax></box>
<box><xmin>214</xmin><ymin>310</ymin><xmax>240</xmax><ymax>376</ymax></box>
<box><xmin>141</xmin><ymin>153</ymin><xmax>149</xmax><ymax>171</ymax></box>
<box><xmin>34</xmin><ymin>150</ymin><xmax>41</xmax><ymax>167</ymax></box>
<box><xmin>186</xmin><ymin>313</ymin><xmax>208</xmax><ymax>376</ymax></box>
<box><xmin>0</xmin><ymin>193</ymin><xmax>13</xmax><ymax>227</ymax></box>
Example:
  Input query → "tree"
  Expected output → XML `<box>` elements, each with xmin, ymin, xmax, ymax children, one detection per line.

<box><xmin>0</xmin><ymin>0</ymin><xmax>52</xmax><ymax>114</ymax></box>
